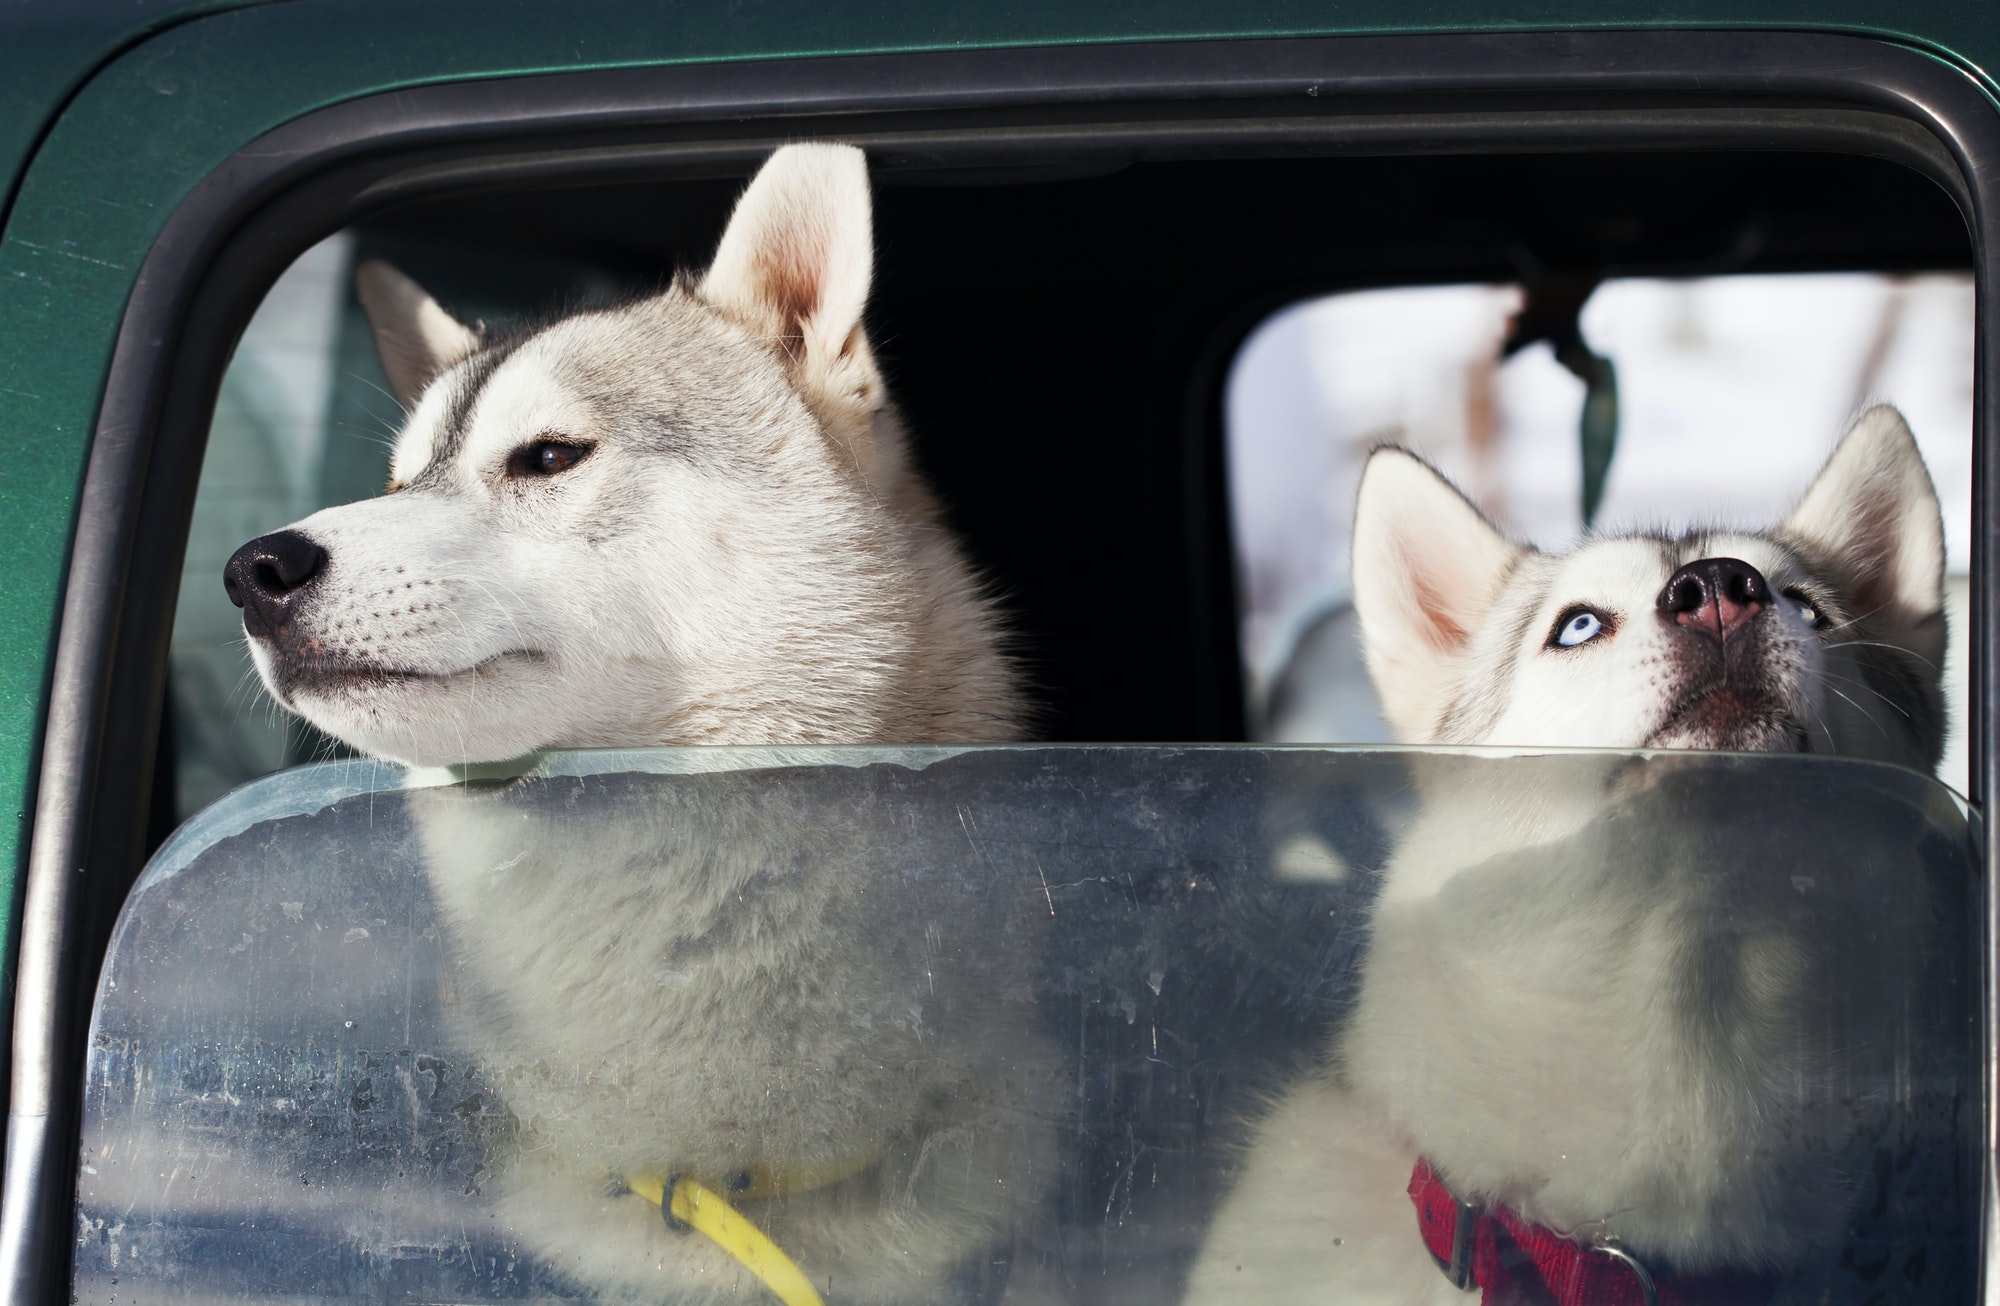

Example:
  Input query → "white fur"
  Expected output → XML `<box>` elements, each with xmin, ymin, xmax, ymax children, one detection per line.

<box><xmin>1186</xmin><ymin>409</ymin><xmax>1948</xmax><ymax>1303</ymax></box>
<box><xmin>1349</xmin><ymin>408</ymin><xmax>1944</xmax><ymax>769</ymax></box>
<box><xmin>237</xmin><ymin>145</ymin><xmax>1045</xmax><ymax>1302</ymax></box>
<box><xmin>408</xmin><ymin>774</ymin><xmax>1058</xmax><ymax>1302</ymax></box>
<box><xmin>248</xmin><ymin>144</ymin><xmax>1022</xmax><ymax>766</ymax></box>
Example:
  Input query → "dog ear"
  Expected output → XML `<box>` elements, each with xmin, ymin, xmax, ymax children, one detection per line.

<box><xmin>354</xmin><ymin>260</ymin><xmax>481</xmax><ymax>412</ymax></box>
<box><xmin>1351</xmin><ymin>449</ymin><xmax>1524</xmax><ymax>742</ymax></box>
<box><xmin>1782</xmin><ymin>406</ymin><xmax>1945</xmax><ymax>637</ymax></box>
<box><xmin>700</xmin><ymin>144</ymin><xmax>883</xmax><ymax>415</ymax></box>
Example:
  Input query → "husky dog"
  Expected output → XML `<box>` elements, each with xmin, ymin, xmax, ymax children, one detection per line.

<box><xmin>225</xmin><ymin>145</ymin><xmax>1055</xmax><ymax>1301</ymax></box>
<box><xmin>226</xmin><ymin>145</ymin><xmax>1023</xmax><ymax>764</ymax></box>
<box><xmin>1184</xmin><ymin>407</ymin><xmax>1949</xmax><ymax>1304</ymax></box>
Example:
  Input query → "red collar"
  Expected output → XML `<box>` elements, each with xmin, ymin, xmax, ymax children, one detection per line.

<box><xmin>1408</xmin><ymin>1159</ymin><xmax>1781</xmax><ymax>1306</ymax></box>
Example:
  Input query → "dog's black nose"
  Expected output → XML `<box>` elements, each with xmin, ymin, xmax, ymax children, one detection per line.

<box><xmin>224</xmin><ymin>530</ymin><xmax>328</xmax><ymax>636</ymax></box>
<box><xmin>1659</xmin><ymin>556</ymin><xmax>1769</xmax><ymax>641</ymax></box>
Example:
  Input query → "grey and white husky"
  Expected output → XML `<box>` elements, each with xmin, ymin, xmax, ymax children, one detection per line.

<box><xmin>227</xmin><ymin>143</ymin><xmax>1023</xmax><ymax>765</ymax></box>
<box><xmin>1185</xmin><ymin>407</ymin><xmax>1950</xmax><ymax>1303</ymax></box>
<box><xmin>226</xmin><ymin>145</ymin><xmax>1055</xmax><ymax>1301</ymax></box>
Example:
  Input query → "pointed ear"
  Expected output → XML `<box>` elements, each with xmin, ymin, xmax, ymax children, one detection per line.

<box><xmin>699</xmin><ymin>144</ymin><xmax>881</xmax><ymax>409</ymax></box>
<box><xmin>354</xmin><ymin>260</ymin><xmax>480</xmax><ymax>411</ymax></box>
<box><xmin>1782</xmin><ymin>406</ymin><xmax>1944</xmax><ymax>630</ymax></box>
<box><xmin>1351</xmin><ymin>449</ymin><xmax>1525</xmax><ymax>742</ymax></box>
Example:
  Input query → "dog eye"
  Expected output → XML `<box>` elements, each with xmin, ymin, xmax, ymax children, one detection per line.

<box><xmin>507</xmin><ymin>438</ymin><xmax>593</xmax><ymax>479</ymax></box>
<box><xmin>1551</xmin><ymin>607</ymin><xmax>1607</xmax><ymax>648</ymax></box>
<box><xmin>1781</xmin><ymin>586</ymin><xmax>1829</xmax><ymax>630</ymax></box>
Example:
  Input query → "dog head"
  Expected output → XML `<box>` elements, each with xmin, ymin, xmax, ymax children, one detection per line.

<box><xmin>1351</xmin><ymin>406</ymin><xmax>1946</xmax><ymax>770</ymax></box>
<box><xmin>223</xmin><ymin>144</ymin><xmax>958</xmax><ymax>766</ymax></box>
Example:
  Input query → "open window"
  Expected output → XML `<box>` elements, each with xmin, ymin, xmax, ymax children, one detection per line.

<box><xmin>18</xmin><ymin>31</ymin><xmax>1997</xmax><ymax>1306</ymax></box>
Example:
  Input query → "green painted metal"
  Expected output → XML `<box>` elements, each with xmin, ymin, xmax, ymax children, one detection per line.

<box><xmin>0</xmin><ymin>0</ymin><xmax>1995</xmax><ymax>992</ymax></box>
<box><xmin>0</xmin><ymin>1</ymin><xmax>275</xmax><ymax>232</ymax></box>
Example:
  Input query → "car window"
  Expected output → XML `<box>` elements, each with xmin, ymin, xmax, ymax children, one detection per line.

<box><xmin>1228</xmin><ymin>274</ymin><xmax>1975</xmax><ymax>791</ymax></box>
<box><xmin>126</xmin><ymin>138</ymin><xmax>1981</xmax><ymax>1306</ymax></box>
<box><xmin>77</xmin><ymin>745</ymin><xmax>1976</xmax><ymax>1302</ymax></box>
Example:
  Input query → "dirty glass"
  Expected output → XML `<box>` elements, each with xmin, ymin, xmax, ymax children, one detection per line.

<box><xmin>77</xmin><ymin>747</ymin><xmax>1976</xmax><ymax>1303</ymax></box>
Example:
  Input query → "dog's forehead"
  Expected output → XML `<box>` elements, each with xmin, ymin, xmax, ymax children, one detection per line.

<box><xmin>1543</xmin><ymin>537</ymin><xmax>1677</xmax><ymax>598</ymax></box>
<box><xmin>1545</xmin><ymin>532</ymin><xmax>1801</xmax><ymax>599</ymax></box>
<box><xmin>456</xmin><ymin>330</ymin><xmax>600</xmax><ymax>461</ymax></box>
<box><xmin>385</xmin><ymin>311</ymin><xmax>637</xmax><ymax>486</ymax></box>
<box><xmin>388</xmin><ymin>339</ymin><xmax>534</xmax><ymax>488</ymax></box>
<box><xmin>388</xmin><ymin>292</ymin><xmax>774</xmax><ymax>488</ymax></box>
<box><xmin>1696</xmin><ymin>531</ymin><xmax>1801</xmax><ymax>577</ymax></box>
<box><xmin>388</xmin><ymin>371</ymin><xmax>461</xmax><ymax>487</ymax></box>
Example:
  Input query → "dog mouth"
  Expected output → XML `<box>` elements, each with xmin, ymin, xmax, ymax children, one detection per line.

<box><xmin>1646</xmin><ymin>682</ymin><xmax>1810</xmax><ymax>753</ymax></box>
<box><xmin>272</xmin><ymin>648</ymin><xmax>546</xmax><ymax>700</ymax></box>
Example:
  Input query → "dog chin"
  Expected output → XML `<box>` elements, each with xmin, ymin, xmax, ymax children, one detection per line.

<box><xmin>294</xmin><ymin>700</ymin><xmax>554</xmax><ymax>768</ymax></box>
<box><xmin>1646</xmin><ymin>688</ymin><xmax>1808</xmax><ymax>753</ymax></box>
<box><xmin>270</xmin><ymin>650</ymin><xmax>559</xmax><ymax>766</ymax></box>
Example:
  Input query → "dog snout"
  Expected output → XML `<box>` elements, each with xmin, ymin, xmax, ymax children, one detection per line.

<box><xmin>1657</xmin><ymin>556</ymin><xmax>1769</xmax><ymax>642</ymax></box>
<box><xmin>224</xmin><ymin>530</ymin><xmax>329</xmax><ymax>637</ymax></box>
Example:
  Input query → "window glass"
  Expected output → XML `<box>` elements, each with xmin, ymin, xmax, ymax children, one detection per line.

<box><xmin>1228</xmin><ymin>274</ymin><xmax>1975</xmax><ymax>791</ymax></box>
<box><xmin>78</xmin><ymin>746</ymin><xmax>1975</xmax><ymax>1302</ymax></box>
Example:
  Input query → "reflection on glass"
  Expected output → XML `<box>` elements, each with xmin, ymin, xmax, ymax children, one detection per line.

<box><xmin>78</xmin><ymin>748</ymin><xmax>1973</xmax><ymax>1303</ymax></box>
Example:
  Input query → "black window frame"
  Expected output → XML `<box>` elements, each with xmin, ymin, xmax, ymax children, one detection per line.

<box><xmin>5</xmin><ymin>29</ymin><xmax>1995</xmax><ymax>1301</ymax></box>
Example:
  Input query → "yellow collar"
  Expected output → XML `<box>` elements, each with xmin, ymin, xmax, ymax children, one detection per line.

<box><xmin>620</xmin><ymin>1155</ymin><xmax>877</xmax><ymax>1306</ymax></box>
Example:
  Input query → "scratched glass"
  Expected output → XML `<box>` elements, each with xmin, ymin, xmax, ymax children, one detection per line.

<box><xmin>75</xmin><ymin>747</ymin><xmax>1976</xmax><ymax>1303</ymax></box>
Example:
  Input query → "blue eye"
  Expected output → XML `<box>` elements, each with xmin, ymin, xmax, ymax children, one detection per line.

<box><xmin>1781</xmin><ymin>586</ymin><xmax>1827</xmax><ymax>630</ymax></box>
<box><xmin>1554</xmin><ymin>608</ymin><xmax>1605</xmax><ymax>647</ymax></box>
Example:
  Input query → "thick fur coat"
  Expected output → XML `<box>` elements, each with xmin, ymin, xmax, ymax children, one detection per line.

<box><xmin>233</xmin><ymin>145</ymin><xmax>1023</xmax><ymax>765</ymax></box>
<box><xmin>1185</xmin><ymin>409</ymin><xmax>1951</xmax><ymax>1304</ymax></box>
<box><xmin>228</xmin><ymin>145</ymin><xmax>1052</xmax><ymax>1302</ymax></box>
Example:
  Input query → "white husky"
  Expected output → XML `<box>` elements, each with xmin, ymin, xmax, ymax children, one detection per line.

<box><xmin>226</xmin><ymin>144</ymin><xmax>1023</xmax><ymax>764</ymax></box>
<box><xmin>1184</xmin><ymin>407</ymin><xmax>1948</xmax><ymax>1304</ymax></box>
<box><xmin>226</xmin><ymin>145</ymin><xmax>1054</xmax><ymax>1302</ymax></box>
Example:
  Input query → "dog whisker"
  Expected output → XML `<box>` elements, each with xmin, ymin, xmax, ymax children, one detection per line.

<box><xmin>1817</xmin><ymin>666</ymin><xmax>1915</xmax><ymax>720</ymax></box>
<box><xmin>1821</xmin><ymin>638</ymin><xmax>1939</xmax><ymax>670</ymax></box>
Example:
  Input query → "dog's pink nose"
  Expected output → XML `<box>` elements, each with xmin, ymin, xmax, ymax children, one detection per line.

<box><xmin>1659</xmin><ymin>556</ymin><xmax>1769</xmax><ymax>641</ymax></box>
